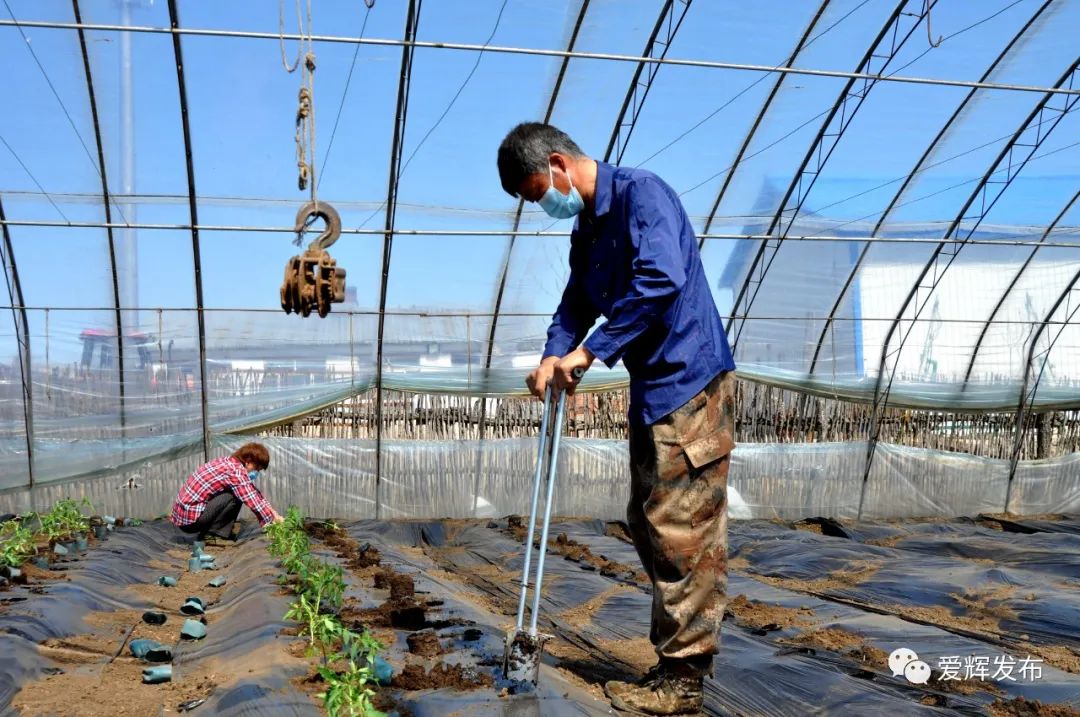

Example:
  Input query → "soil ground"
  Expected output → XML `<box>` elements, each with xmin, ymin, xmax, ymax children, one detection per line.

<box><xmin>3</xmin><ymin>515</ymin><xmax>1078</xmax><ymax>716</ymax></box>
<box><xmin>10</xmin><ymin>538</ymin><xmax>268</xmax><ymax>716</ymax></box>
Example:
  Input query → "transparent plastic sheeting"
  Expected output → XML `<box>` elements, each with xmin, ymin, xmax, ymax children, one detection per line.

<box><xmin>4</xmin><ymin>306</ymin><xmax>1080</xmax><ymax>490</ymax></box>
<box><xmin>3</xmin><ymin>0</ymin><xmax>1080</xmax><ymax>486</ymax></box>
<box><xmin>3</xmin><ymin>437</ymin><xmax>1077</xmax><ymax>523</ymax></box>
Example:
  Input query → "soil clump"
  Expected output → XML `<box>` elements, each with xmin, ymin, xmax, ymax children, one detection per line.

<box><xmin>406</xmin><ymin>629</ymin><xmax>442</xmax><ymax>657</ymax></box>
<box><xmin>391</xmin><ymin>662</ymin><xmax>493</xmax><ymax>691</ymax></box>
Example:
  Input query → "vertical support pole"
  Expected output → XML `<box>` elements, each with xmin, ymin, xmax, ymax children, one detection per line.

<box><xmin>348</xmin><ymin>312</ymin><xmax>355</xmax><ymax>390</ymax></box>
<box><xmin>468</xmin><ymin>314</ymin><xmax>484</xmax><ymax>517</ymax></box>
<box><xmin>44</xmin><ymin>309</ymin><xmax>50</xmax><ymax>396</ymax></box>
<box><xmin>74</xmin><ymin>0</ymin><xmax>127</xmax><ymax>458</ymax></box>
<box><xmin>466</xmin><ymin>313</ymin><xmax>472</xmax><ymax>389</ymax></box>
<box><xmin>857</xmin><ymin>401</ymin><xmax>885</xmax><ymax>521</ymax></box>
<box><xmin>374</xmin><ymin>0</ymin><xmax>420</xmax><ymax>520</ymax></box>
<box><xmin>1006</xmin><ymin>327</ymin><xmax>1041</xmax><ymax>514</ymax></box>
<box><xmin>166</xmin><ymin>0</ymin><xmax>209</xmax><ymax>461</ymax></box>
<box><xmin>348</xmin><ymin>312</ymin><xmax>357</xmax><ymax>440</ymax></box>
<box><xmin>1005</xmin><ymin>406</ymin><xmax>1029</xmax><ymax>514</ymax></box>
<box><xmin>118</xmin><ymin>0</ymin><xmax>138</xmax><ymax>326</ymax></box>
<box><xmin>0</xmin><ymin>198</ymin><xmax>33</xmax><ymax>488</ymax></box>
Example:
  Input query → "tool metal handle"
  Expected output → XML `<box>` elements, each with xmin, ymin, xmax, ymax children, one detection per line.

<box><xmin>514</xmin><ymin>386</ymin><xmax>553</xmax><ymax>632</ymax></box>
<box><xmin>529</xmin><ymin>389</ymin><xmax>567</xmax><ymax>635</ymax></box>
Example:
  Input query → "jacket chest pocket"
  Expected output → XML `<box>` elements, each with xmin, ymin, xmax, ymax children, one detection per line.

<box><xmin>584</xmin><ymin>237</ymin><xmax>627</xmax><ymax>313</ymax></box>
<box><xmin>584</xmin><ymin>255</ymin><xmax>617</xmax><ymax>311</ymax></box>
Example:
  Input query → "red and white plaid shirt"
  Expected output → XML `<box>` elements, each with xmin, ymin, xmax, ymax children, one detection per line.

<box><xmin>171</xmin><ymin>455</ymin><xmax>275</xmax><ymax>527</ymax></box>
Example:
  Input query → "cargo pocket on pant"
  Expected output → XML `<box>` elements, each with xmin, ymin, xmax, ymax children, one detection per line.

<box><xmin>682</xmin><ymin>430</ymin><xmax>735</xmax><ymax>470</ymax></box>
<box><xmin>680</xmin><ymin>430</ymin><xmax>733</xmax><ymax>529</ymax></box>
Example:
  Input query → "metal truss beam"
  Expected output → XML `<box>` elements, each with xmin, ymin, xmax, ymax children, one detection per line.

<box><xmin>859</xmin><ymin>57</ymin><xmax>1080</xmax><ymax>518</ymax></box>
<box><xmin>809</xmin><ymin>0</ymin><xmax>1055</xmax><ymax>375</ymax></box>
<box><xmin>1005</xmin><ymin>263</ymin><xmax>1080</xmax><ymax>510</ymax></box>
<box><xmin>374</xmin><ymin>0</ymin><xmax>420</xmax><ymax>519</ymax></box>
<box><xmin>699</xmin><ymin>0</ymin><xmax>831</xmax><ymax>249</ymax></box>
<box><xmin>727</xmin><ymin>0</ymin><xmax>931</xmax><ymax>348</ymax></box>
<box><xmin>166</xmin><ymin>0</ymin><xmax>210</xmax><ymax>461</ymax></box>
<box><xmin>484</xmin><ymin>0</ymin><xmax>591</xmax><ymax>375</ymax></box>
<box><xmin>604</xmin><ymin>0</ymin><xmax>692</xmax><ymax>165</ymax></box>
<box><xmin>963</xmin><ymin>188</ymin><xmax>1080</xmax><ymax>388</ymax></box>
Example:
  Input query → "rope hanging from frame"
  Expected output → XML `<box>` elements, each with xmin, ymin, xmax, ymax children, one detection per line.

<box><xmin>280</xmin><ymin>0</ymin><xmax>318</xmax><ymax>201</ymax></box>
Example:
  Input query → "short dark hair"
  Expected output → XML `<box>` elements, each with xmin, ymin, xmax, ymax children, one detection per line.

<box><xmin>497</xmin><ymin>122</ymin><xmax>586</xmax><ymax>196</ymax></box>
<box><xmin>233</xmin><ymin>442</ymin><xmax>270</xmax><ymax>470</ymax></box>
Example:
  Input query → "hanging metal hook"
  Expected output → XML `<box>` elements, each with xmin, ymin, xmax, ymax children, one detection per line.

<box><xmin>293</xmin><ymin>200</ymin><xmax>341</xmax><ymax>250</ymax></box>
<box><xmin>924</xmin><ymin>0</ymin><xmax>943</xmax><ymax>48</ymax></box>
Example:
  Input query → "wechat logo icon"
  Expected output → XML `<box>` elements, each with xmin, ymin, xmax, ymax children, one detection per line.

<box><xmin>890</xmin><ymin>647</ymin><xmax>931</xmax><ymax>685</ymax></box>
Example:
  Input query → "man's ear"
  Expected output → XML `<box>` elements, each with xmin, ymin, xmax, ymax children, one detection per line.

<box><xmin>552</xmin><ymin>152</ymin><xmax>574</xmax><ymax>172</ymax></box>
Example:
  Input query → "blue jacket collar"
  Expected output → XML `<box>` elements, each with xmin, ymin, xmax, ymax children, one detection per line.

<box><xmin>593</xmin><ymin>160</ymin><xmax>614</xmax><ymax>218</ymax></box>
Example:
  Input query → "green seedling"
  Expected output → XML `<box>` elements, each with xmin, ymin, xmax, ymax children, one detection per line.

<box><xmin>300</xmin><ymin>561</ymin><xmax>346</xmax><ymax>611</ymax></box>
<box><xmin>265</xmin><ymin>521</ymin><xmax>291</xmax><ymax>553</ymax></box>
<box><xmin>338</xmin><ymin>627</ymin><xmax>384</xmax><ymax>670</ymax></box>
<box><xmin>310</xmin><ymin>612</ymin><xmax>344</xmax><ymax>664</ymax></box>
<box><xmin>0</xmin><ymin>520</ymin><xmax>35</xmax><ymax>567</ymax></box>
<box><xmin>36</xmin><ymin>510</ymin><xmax>67</xmax><ymax>544</ymax></box>
<box><xmin>284</xmin><ymin>506</ymin><xmax>305</xmax><ymax>532</ymax></box>
<box><xmin>285</xmin><ymin>593</ymin><xmax>323</xmax><ymax>648</ymax></box>
<box><xmin>269</xmin><ymin>507</ymin><xmax>386</xmax><ymax>716</ymax></box>
<box><xmin>317</xmin><ymin>663</ymin><xmax>386</xmax><ymax>717</ymax></box>
<box><xmin>280</xmin><ymin>534</ymin><xmax>312</xmax><ymax>573</ymax></box>
<box><xmin>282</xmin><ymin>548</ymin><xmax>313</xmax><ymax>576</ymax></box>
<box><xmin>317</xmin><ymin>628</ymin><xmax>388</xmax><ymax>717</ymax></box>
<box><xmin>53</xmin><ymin>498</ymin><xmax>91</xmax><ymax>537</ymax></box>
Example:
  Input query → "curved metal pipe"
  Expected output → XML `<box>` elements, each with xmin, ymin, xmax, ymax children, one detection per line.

<box><xmin>74</xmin><ymin>0</ymin><xmax>128</xmax><ymax>445</ymax></box>
<box><xmin>699</xmin><ymin>0</ymin><xmax>831</xmax><ymax>249</ymax></box>
<box><xmin>484</xmin><ymin>0</ymin><xmax>592</xmax><ymax>381</ymax></box>
<box><xmin>727</xmin><ymin>0</ymin><xmax>931</xmax><ymax>346</ymax></box>
<box><xmin>374</xmin><ymin>0</ymin><xmax>421</xmax><ymax>518</ymax></box>
<box><xmin>859</xmin><ymin>57</ymin><xmax>1080</xmax><ymax>517</ymax></box>
<box><xmin>808</xmin><ymin>0</ymin><xmax>1056</xmax><ymax>375</ymax></box>
<box><xmin>167</xmin><ymin>0</ymin><xmax>210</xmax><ymax>460</ymax></box>
<box><xmin>961</xmin><ymin>188</ymin><xmax>1080</xmax><ymax>387</ymax></box>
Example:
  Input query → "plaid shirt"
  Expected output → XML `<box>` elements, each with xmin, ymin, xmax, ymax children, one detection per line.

<box><xmin>171</xmin><ymin>455</ymin><xmax>274</xmax><ymax>527</ymax></box>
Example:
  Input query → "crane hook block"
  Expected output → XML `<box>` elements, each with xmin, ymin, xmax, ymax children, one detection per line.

<box><xmin>281</xmin><ymin>201</ymin><xmax>347</xmax><ymax>318</ymax></box>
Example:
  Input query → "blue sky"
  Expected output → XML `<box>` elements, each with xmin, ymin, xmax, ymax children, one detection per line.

<box><xmin>2</xmin><ymin>0</ymin><xmax>1079</xmax><ymax>364</ymax></box>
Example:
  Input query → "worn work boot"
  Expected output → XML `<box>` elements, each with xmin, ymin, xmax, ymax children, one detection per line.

<box><xmin>605</xmin><ymin>660</ymin><xmax>706</xmax><ymax>716</ymax></box>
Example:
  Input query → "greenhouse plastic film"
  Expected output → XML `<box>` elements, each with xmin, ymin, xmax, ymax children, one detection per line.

<box><xmin>1010</xmin><ymin>452</ymin><xmax>1080</xmax><ymax>515</ymax></box>
<box><xmin>728</xmin><ymin>441</ymin><xmax>866</xmax><ymax>520</ymax></box>
<box><xmin>4</xmin><ymin>305</ymin><xmax>1080</xmax><ymax>489</ymax></box>
<box><xmin>861</xmin><ymin>442</ymin><xmax>1011</xmax><ymax>520</ymax></box>
<box><xmin>0</xmin><ymin>447</ymin><xmax>204</xmax><ymax>517</ymax></box>
<box><xmin>368</xmin><ymin>517</ymin><xmax>1080</xmax><ymax>714</ymax></box>
<box><xmin>5</xmin><ymin>436</ymin><xmax>1073</xmax><ymax>522</ymax></box>
<box><xmin>0</xmin><ymin>521</ymin><xmax>323</xmax><ymax>716</ymax></box>
<box><xmin>8</xmin><ymin>306</ymin><xmax>1080</xmax><ymax>498</ymax></box>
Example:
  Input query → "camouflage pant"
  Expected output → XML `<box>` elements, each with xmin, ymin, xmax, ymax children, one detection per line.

<box><xmin>627</xmin><ymin>370</ymin><xmax>735</xmax><ymax>663</ymax></box>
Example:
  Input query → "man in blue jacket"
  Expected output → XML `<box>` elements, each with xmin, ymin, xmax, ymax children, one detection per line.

<box><xmin>498</xmin><ymin>122</ymin><xmax>737</xmax><ymax>715</ymax></box>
